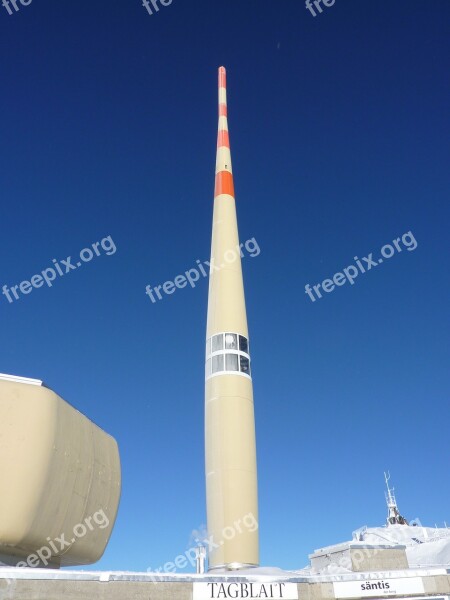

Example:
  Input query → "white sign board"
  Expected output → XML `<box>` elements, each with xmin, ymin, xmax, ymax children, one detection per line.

<box><xmin>193</xmin><ymin>582</ymin><xmax>299</xmax><ymax>600</ymax></box>
<box><xmin>333</xmin><ymin>577</ymin><xmax>425</xmax><ymax>599</ymax></box>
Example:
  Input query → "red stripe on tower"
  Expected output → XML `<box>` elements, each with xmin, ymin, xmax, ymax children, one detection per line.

<box><xmin>214</xmin><ymin>171</ymin><xmax>234</xmax><ymax>197</ymax></box>
<box><xmin>217</xmin><ymin>130</ymin><xmax>230</xmax><ymax>148</ymax></box>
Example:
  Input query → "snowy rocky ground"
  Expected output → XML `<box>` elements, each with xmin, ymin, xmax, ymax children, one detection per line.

<box><xmin>297</xmin><ymin>524</ymin><xmax>450</xmax><ymax>574</ymax></box>
<box><xmin>355</xmin><ymin>524</ymin><xmax>450</xmax><ymax>568</ymax></box>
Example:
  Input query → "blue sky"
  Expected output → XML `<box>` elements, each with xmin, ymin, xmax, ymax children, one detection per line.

<box><xmin>0</xmin><ymin>0</ymin><xmax>449</xmax><ymax>572</ymax></box>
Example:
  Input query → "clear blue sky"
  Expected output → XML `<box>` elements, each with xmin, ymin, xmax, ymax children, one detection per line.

<box><xmin>0</xmin><ymin>0</ymin><xmax>448</xmax><ymax>572</ymax></box>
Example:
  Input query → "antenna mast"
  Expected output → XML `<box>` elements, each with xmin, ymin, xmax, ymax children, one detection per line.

<box><xmin>384</xmin><ymin>471</ymin><xmax>408</xmax><ymax>526</ymax></box>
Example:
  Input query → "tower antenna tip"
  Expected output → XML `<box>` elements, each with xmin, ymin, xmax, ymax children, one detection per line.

<box><xmin>218</xmin><ymin>67</ymin><xmax>227</xmax><ymax>89</ymax></box>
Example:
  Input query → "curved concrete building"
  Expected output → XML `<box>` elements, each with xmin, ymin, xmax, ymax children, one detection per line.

<box><xmin>205</xmin><ymin>67</ymin><xmax>259</xmax><ymax>571</ymax></box>
<box><xmin>0</xmin><ymin>374</ymin><xmax>121</xmax><ymax>568</ymax></box>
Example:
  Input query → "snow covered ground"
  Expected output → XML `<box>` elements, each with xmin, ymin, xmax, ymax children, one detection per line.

<box><xmin>353</xmin><ymin>524</ymin><xmax>450</xmax><ymax>567</ymax></box>
<box><xmin>300</xmin><ymin>523</ymin><xmax>450</xmax><ymax>574</ymax></box>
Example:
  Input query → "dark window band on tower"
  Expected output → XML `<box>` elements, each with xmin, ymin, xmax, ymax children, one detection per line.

<box><xmin>205</xmin><ymin>332</ymin><xmax>251</xmax><ymax>380</ymax></box>
<box><xmin>240</xmin><ymin>356</ymin><xmax>251</xmax><ymax>375</ymax></box>
<box><xmin>212</xmin><ymin>334</ymin><xmax>224</xmax><ymax>352</ymax></box>
<box><xmin>239</xmin><ymin>335</ymin><xmax>248</xmax><ymax>353</ymax></box>
<box><xmin>226</xmin><ymin>353</ymin><xmax>239</xmax><ymax>371</ymax></box>
<box><xmin>225</xmin><ymin>333</ymin><xmax>237</xmax><ymax>350</ymax></box>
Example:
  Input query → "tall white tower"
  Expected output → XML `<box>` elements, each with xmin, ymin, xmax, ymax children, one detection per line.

<box><xmin>204</xmin><ymin>67</ymin><xmax>259</xmax><ymax>571</ymax></box>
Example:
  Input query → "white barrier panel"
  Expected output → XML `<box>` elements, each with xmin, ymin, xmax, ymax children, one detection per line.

<box><xmin>333</xmin><ymin>578</ymin><xmax>425</xmax><ymax>599</ymax></box>
<box><xmin>194</xmin><ymin>582</ymin><xmax>299</xmax><ymax>600</ymax></box>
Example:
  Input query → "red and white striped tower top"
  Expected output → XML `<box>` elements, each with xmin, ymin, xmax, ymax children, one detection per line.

<box><xmin>206</xmin><ymin>66</ymin><xmax>249</xmax><ymax>339</ymax></box>
<box><xmin>215</xmin><ymin>66</ymin><xmax>235</xmax><ymax>199</ymax></box>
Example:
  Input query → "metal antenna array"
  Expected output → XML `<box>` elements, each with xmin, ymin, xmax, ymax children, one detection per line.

<box><xmin>384</xmin><ymin>471</ymin><xmax>409</xmax><ymax>526</ymax></box>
